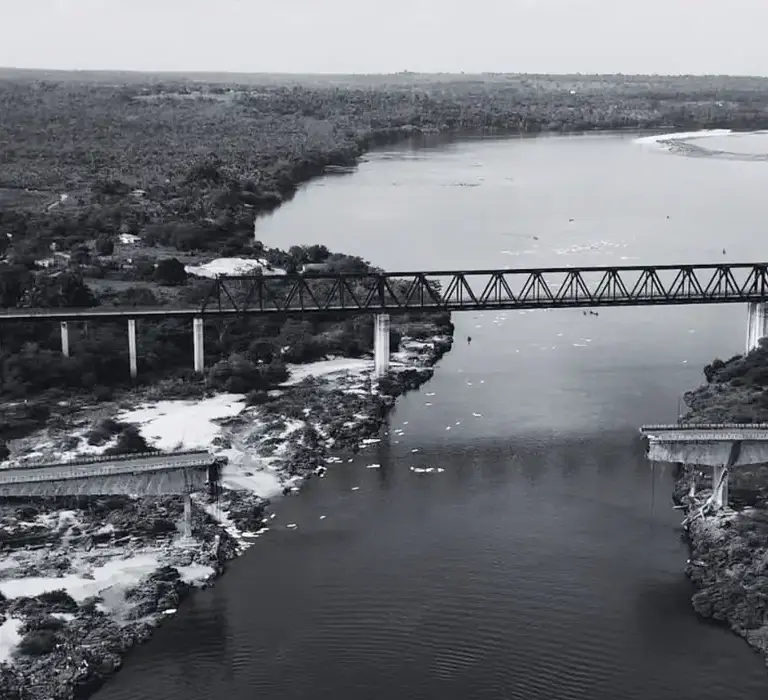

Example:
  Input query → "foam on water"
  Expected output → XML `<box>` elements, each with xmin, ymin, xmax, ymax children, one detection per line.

<box><xmin>634</xmin><ymin>129</ymin><xmax>733</xmax><ymax>149</ymax></box>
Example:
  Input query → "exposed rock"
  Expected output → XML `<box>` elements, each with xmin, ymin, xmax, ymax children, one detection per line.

<box><xmin>0</xmin><ymin>327</ymin><xmax>454</xmax><ymax>698</ymax></box>
<box><xmin>677</xmin><ymin>368</ymin><xmax>768</xmax><ymax>665</ymax></box>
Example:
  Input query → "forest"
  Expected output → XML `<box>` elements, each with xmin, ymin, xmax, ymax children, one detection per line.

<box><xmin>3</xmin><ymin>70</ymin><xmax>768</xmax><ymax>440</ymax></box>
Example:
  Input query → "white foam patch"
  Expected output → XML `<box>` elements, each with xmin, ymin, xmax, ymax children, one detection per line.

<box><xmin>0</xmin><ymin>553</ymin><xmax>162</xmax><ymax>603</ymax></box>
<box><xmin>117</xmin><ymin>394</ymin><xmax>246</xmax><ymax>451</ymax></box>
<box><xmin>634</xmin><ymin>129</ymin><xmax>732</xmax><ymax>149</ymax></box>
<box><xmin>176</xmin><ymin>563</ymin><xmax>215</xmax><ymax>586</ymax></box>
<box><xmin>0</xmin><ymin>618</ymin><xmax>22</xmax><ymax>664</ymax></box>
<box><xmin>185</xmin><ymin>258</ymin><xmax>285</xmax><ymax>278</ymax></box>
<box><xmin>281</xmin><ymin>357</ymin><xmax>372</xmax><ymax>386</ymax></box>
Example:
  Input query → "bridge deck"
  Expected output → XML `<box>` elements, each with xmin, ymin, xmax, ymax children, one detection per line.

<box><xmin>640</xmin><ymin>424</ymin><xmax>768</xmax><ymax>467</ymax></box>
<box><xmin>641</xmin><ymin>424</ymin><xmax>768</xmax><ymax>441</ymax></box>
<box><xmin>0</xmin><ymin>451</ymin><xmax>215</xmax><ymax>485</ymax></box>
<box><xmin>1</xmin><ymin>262</ymin><xmax>768</xmax><ymax>320</ymax></box>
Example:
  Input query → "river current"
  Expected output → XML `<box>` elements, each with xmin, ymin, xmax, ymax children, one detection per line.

<box><xmin>94</xmin><ymin>132</ymin><xmax>768</xmax><ymax>699</ymax></box>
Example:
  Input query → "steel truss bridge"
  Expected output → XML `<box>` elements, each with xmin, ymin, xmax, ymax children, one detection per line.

<box><xmin>1</xmin><ymin>262</ymin><xmax>768</xmax><ymax>320</ymax></box>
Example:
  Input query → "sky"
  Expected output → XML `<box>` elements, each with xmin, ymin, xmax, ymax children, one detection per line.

<box><xmin>1</xmin><ymin>0</ymin><xmax>767</xmax><ymax>76</ymax></box>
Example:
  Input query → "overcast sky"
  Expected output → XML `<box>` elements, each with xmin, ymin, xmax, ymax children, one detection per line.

<box><xmin>1</xmin><ymin>0</ymin><xmax>767</xmax><ymax>76</ymax></box>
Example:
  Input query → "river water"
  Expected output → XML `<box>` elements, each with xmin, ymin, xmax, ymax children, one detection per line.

<box><xmin>95</xmin><ymin>132</ymin><xmax>768</xmax><ymax>699</ymax></box>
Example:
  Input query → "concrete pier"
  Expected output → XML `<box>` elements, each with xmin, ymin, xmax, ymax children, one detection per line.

<box><xmin>746</xmin><ymin>302</ymin><xmax>768</xmax><ymax>353</ymax></box>
<box><xmin>373</xmin><ymin>313</ymin><xmax>390</xmax><ymax>378</ymax></box>
<box><xmin>128</xmin><ymin>318</ymin><xmax>138</xmax><ymax>379</ymax></box>
<box><xmin>60</xmin><ymin>321</ymin><xmax>70</xmax><ymax>358</ymax></box>
<box><xmin>193</xmin><ymin>316</ymin><xmax>204</xmax><ymax>373</ymax></box>
<box><xmin>183</xmin><ymin>493</ymin><xmax>193</xmax><ymax>538</ymax></box>
<box><xmin>712</xmin><ymin>464</ymin><xmax>729</xmax><ymax>508</ymax></box>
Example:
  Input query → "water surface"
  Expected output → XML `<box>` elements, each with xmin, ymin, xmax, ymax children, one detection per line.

<box><xmin>94</xmin><ymin>133</ymin><xmax>768</xmax><ymax>700</ymax></box>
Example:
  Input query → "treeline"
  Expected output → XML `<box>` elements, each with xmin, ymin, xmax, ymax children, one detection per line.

<box><xmin>0</xmin><ymin>242</ymin><xmax>453</xmax><ymax>441</ymax></box>
<box><xmin>3</xmin><ymin>75</ymin><xmax>768</xmax><ymax>261</ymax></box>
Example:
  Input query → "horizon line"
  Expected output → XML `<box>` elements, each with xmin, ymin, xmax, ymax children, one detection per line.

<box><xmin>1</xmin><ymin>66</ymin><xmax>768</xmax><ymax>80</ymax></box>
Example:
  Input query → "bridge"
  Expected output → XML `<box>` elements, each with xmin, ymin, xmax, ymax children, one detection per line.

<box><xmin>3</xmin><ymin>262</ymin><xmax>768</xmax><ymax>379</ymax></box>
<box><xmin>0</xmin><ymin>450</ymin><xmax>224</xmax><ymax>537</ymax></box>
<box><xmin>640</xmin><ymin>423</ymin><xmax>768</xmax><ymax>511</ymax></box>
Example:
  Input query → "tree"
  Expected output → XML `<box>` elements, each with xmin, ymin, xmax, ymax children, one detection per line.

<box><xmin>95</xmin><ymin>235</ymin><xmax>115</xmax><ymax>256</ymax></box>
<box><xmin>153</xmin><ymin>258</ymin><xmax>187</xmax><ymax>286</ymax></box>
<box><xmin>21</xmin><ymin>271</ymin><xmax>98</xmax><ymax>308</ymax></box>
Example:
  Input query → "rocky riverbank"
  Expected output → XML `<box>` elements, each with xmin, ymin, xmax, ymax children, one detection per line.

<box><xmin>674</xmin><ymin>361</ymin><xmax>768</xmax><ymax>665</ymax></box>
<box><xmin>0</xmin><ymin>323</ymin><xmax>453</xmax><ymax>699</ymax></box>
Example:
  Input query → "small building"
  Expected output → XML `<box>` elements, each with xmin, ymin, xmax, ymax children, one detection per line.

<box><xmin>119</xmin><ymin>233</ymin><xmax>141</xmax><ymax>246</ymax></box>
<box><xmin>300</xmin><ymin>263</ymin><xmax>330</xmax><ymax>274</ymax></box>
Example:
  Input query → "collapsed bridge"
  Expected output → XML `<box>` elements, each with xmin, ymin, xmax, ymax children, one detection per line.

<box><xmin>640</xmin><ymin>423</ymin><xmax>768</xmax><ymax>513</ymax></box>
<box><xmin>0</xmin><ymin>450</ymin><xmax>224</xmax><ymax>536</ymax></box>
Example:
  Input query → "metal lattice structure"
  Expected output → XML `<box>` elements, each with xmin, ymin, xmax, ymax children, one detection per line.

<box><xmin>199</xmin><ymin>263</ymin><xmax>768</xmax><ymax>315</ymax></box>
<box><xmin>0</xmin><ymin>262</ymin><xmax>767</xmax><ymax>320</ymax></box>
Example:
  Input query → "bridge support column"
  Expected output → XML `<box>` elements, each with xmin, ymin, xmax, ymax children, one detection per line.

<box><xmin>60</xmin><ymin>321</ymin><xmax>70</xmax><ymax>358</ymax></box>
<box><xmin>746</xmin><ymin>302</ymin><xmax>768</xmax><ymax>354</ymax></box>
<box><xmin>712</xmin><ymin>464</ymin><xmax>729</xmax><ymax>509</ymax></box>
<box><xmin>373</xmin><ymin>313</ymin><xmax>390</xmax><ymax>379</ymax></box>
<box><xmin>183</xmin><ymin>493</ymin><xmax>192</xmax><ymax>538</ymax></box>
<box><xmin>127</xmin><ymin>319</ymin><xmax>137</xmax><ymax>379</ymax></box>
<box><xmin>193</xmin><ymin>317</ymin><xmax>204</xmax><ymax>374</ymax></box>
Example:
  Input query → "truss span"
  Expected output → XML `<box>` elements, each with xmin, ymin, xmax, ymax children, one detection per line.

<box><xmin>0</xmin><ymin>262</ymin><xmax>767</xmax><ymax>320</ymax></box>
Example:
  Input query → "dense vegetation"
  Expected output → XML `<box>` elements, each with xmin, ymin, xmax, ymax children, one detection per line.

<box><xmin>4</xmin><ymin>70</ymin><xmax>768</xmax><ymax>442</ymax></box>
<box><xmin>684</xmin><ymin>339</ymin><xmax>768</xmax><ymax>424</ymax></box>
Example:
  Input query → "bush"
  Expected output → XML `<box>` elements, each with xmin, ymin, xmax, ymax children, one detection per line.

<box><xmin>37</xmin><ymin>589</ymin><xmax>78</xmax><ymax>612</ymax></box>
<box><xmin>154</xmin><ymin>258</ymin><xmax>188</xmax><ymax>286</ymax></box>
<box><xmin>105</xmin><ymin>426</ymin><xmax>151</xmax><ymax>455</ymax></box>
<box><xmin>94</xmin><ymin>235</ymin><xmax>115</xmax><ymax>256</ymax></box>
<box><xmin>208</xmin><ymin>354</ymin><xmax>287</xmax><ymax>393</ymax></box>
<box><xmin>86</xmin><ymin>418</ymin><xmax>125</xmax><ymax>445</ymax></box>
<box><xmin>246</xmin><ymin>389</ymin><xmax>270</xmax><ymax>406</ymax></box>
<box><xmin>24</xmin><ymin>615</ymin><xmax>65</xmax><ymax>633</ymax></box>
<box><xmin>18</xmin><ymin>630</ymin><xmax>60</xmax><ymax>656</ymax></box>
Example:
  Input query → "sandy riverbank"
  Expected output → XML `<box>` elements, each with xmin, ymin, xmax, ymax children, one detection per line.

<box><xmin>0</xmin><ymin>327</ymin><xmax>453</xmax><ymax>699</ymax></box>
<box><xmin>674</xmin><ymin>377</ymin><xmax>768</xmax><ymax>666</ymax></box>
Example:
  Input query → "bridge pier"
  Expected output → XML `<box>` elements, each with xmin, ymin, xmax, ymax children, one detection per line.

<box><xmin>746</xmin><ymin>302</ymin><xmax>768</xmax><ymax>353</ymax></box>
<box><xmin>193</xmin><ymin>317</ymin><xmax>204</xmax><ymax>373</ymax></box>
<box><xmin>60</xmin><ymin>321</ymin><xmax>70</xmax><ymax>358</ymax></box>
<box><xmin>183</xmin><ymin>493</ymin><xmax>193</xmax><ymax>538</ymax></box>
<box><xmin>128</xmin><ymin>319</ymin><xmax>138</xmax><ymax>379</ymax></box>
<box><xmin>712</xmin><ymin>464</ymin><xmax>729</xmax><ymax>509</ymax></box>
<box><xmin>373</xmin><ymin>313</ymin><xmax>390</xmax><ymax>379</ymax></box>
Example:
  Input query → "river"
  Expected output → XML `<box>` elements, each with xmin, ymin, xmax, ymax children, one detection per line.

<box><xmin>94</xmin><ymin>132</ymin><xmax>768</xmax><ymax>699</ymax></box>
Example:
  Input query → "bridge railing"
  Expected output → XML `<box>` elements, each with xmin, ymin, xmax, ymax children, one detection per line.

<box><xmin>641</xmin><ymin>423</ymin><xmax>768</xmax><ymax>430</ymax></box>
<box><xmin>0</xmin><ymin>462</ymin><xmax>213</xmax><ymax>484</ymax></box>
<box><xmin>6</xmin><ymin>449</ymin><xmax>212</xmax><ymax>471</ymax></box>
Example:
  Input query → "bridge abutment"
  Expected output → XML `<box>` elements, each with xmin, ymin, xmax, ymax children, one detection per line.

<box><xmin>746</xmin><ymin>302</ymin><xmax>768</xmax><ymax>353</ymax></box>
<box><xmin>193</xmin><ymin>317</ymin><xmax>205</xmax><ymax>373</ymax></box>
<box><xmin>373</xmin><ymin>313</ymin><xmax>390</xmax><ymax>378</ymax></box>
<box><xmin>60</xmin><ymin>321</ymin><xmax>70</xmax><ymax>358</ymax></box>
<box><xmin>128</xmin><ymin>319</ymin><xmax>138</xmax><ymax>379</ymax></box>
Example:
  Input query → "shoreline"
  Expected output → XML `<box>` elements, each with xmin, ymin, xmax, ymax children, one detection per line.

<box><xmin>0</xmin><ymin>323</ymin><xmax>454</xmax><ymax>699</ymax></box>
<box><xmin>674</xmin><ymin>370</ymin><xmax>768</xmax><ymax>666</ymax></box>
